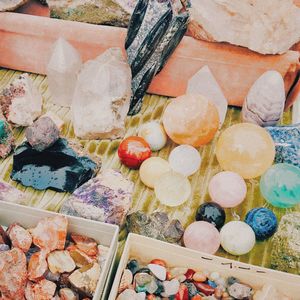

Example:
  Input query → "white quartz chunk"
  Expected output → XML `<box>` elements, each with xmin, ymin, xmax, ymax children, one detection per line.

<box><xmin>72</xmin><ymin>48</ymin><xmax>132</xmax><ymax>140</ymax></box>
<box><xmin>0</xmin><ymin>73</ymin><xmax>42</xmax><ymax>127</ymax></box>
<box><xmin>187</xmin><ymin>65</ymin><xmax>228</xmax><ymax>127</ymax></box>
<box><xmin>47</xmin><ymin>37</ymin><xmax>82</xmax><ymax>107</ymax></box>
<box><xmin>188</xmin><ymin>0</ymin><xmax>300</xmax><ymax>54</ymax></box>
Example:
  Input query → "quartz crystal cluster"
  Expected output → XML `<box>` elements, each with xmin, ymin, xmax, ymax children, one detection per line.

<box><xmin>0</xmin><ymin>73</ymin><xmax>42</xmax><ymax>127</ymax></box>
<box><xmin>0</xmin><ymin>215</ymin><xmax>109</xmax><ymax>299</ymax></box>
<box><xmin>187</xmin><ymin>0</ymin><xmax>300</xmax><ymax>54</ymax></box>
<box><xmin>60</xmin><ymin>169</ymin><xmax>134</xmax><ymax>225</ymax></box>
<box><xmin>47</xmin><ymin>38</ymin><xmax>82</xmax><ymax>107</ymax></box>
<box><xmin>72</xmin><ymin>48</ymin><xmax>132</xmax><ymax>139</ymax></box>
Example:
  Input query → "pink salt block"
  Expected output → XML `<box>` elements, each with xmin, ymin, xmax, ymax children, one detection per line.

<box><xmin>183</xmin><ymin>221</ymin><xmax>221</xmax><ymax>254</ymax></box>
<box><xmin>208</xmin><ymin>171</ymin><xmax>247</xmax><ymax>208</ymax></box>
<box><xmin>7</xmin><ymin>223</ymin><xmax>32</xmax><ymax>252</ymax></box>
<box><xmin>0</xmin><ymin>12</ymin><xmax>299</xmax><ymax>108</ymax></box>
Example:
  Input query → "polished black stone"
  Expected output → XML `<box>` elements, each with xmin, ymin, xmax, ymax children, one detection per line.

<box><xmin>11</xmin><ymin>138</ymin><xmax>99</xmax><ymax>193</ymax></box>
<box><xmin>195</xmin><ymin>202</ymin><xmax>226</xmax><ymax>230</ymax></box>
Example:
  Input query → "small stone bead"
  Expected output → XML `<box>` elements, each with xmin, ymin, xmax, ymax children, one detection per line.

<box><xmin>209</xmin><ymin>272</ymin><xmax>220</xmax><ymax>281</ymax></box>
<box><xmin>176</xmin><ymin>274</ymin><xmax>186</xmax><ymax>283</ymax></box>
<box><xmin>192</xmin><ymin>272</ymin><xmax>207</xmax><ymax>282</ymax></box>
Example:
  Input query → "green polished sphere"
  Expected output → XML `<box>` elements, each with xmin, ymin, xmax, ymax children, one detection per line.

<box><xmin>260</xmin><ymin>163</ymin><xmax>300</xmax><ymax>208</ymax></box>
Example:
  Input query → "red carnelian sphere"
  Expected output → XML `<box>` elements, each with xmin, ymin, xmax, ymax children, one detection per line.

<box><xmin>118</xmin><ymin>136</ymin><xmax>151</xmax><ymax>169</ymax></box>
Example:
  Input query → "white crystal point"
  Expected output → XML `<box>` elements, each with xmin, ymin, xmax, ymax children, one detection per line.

<box><xmin>72</xmin><ymin>48</ymin><xmax>132</xmax><ymax>140</ymax></box>
<box><xmin>187</xmin><ymin>65</ymin><xmax>228</xmax><ymax>127</ymax></box>
<box><xmin>189</xmin><ymin>0</ymin><xmax>300</xmax><ymax>55</ymax></box>
<box><xmin>242</xmin><ymin>70</ymin><xmax>285</xmax><ymax>127</ymax></box>
<box><xmin>1</xmin><ymin>73</ymin><xmax>42</xmax><ymax>126</ymax></box>
<box><xmin>47</xmin><ymin>37</ymin><xmax>82</xmax><ymax>107</ymax></box>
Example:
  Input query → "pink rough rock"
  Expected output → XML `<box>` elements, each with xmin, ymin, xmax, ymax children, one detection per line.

<box><xmin>7</xmin><ymin>223</ymin><xmax>32</xmax><ymax>252</ymax></box>
<box><xmin>0</xmin><ymin>73</ymin><xmax>42</xmax><ymax>127</ymax></box>
<box><xmin>0</xmin><ymin>248</ymin><xmax>27</xmax><ymax>299</ymax></box>
<box><xmin>0</xmin><ymin>180</ymin><xmax>27</xmax><ymax>204</ymax></box>
<box><xmin>30</xmin><ymin>215</ymin><xmax>68</xmax><ymax>252</ymax></box>
<box><xmin>25</xmin><ymin>279</ymin><xmax>57</xmax><ymax>300</ymax></box>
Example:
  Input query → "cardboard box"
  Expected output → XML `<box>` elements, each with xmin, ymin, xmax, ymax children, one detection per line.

<box><xmin>0</xmin><ymin>201</ymin><xmax>119</xmax><ymax>299</ymax></box>
<box><xmin>109</xmin><ymin>233</ymin><xmax>300</xmax><ymax>299</ymax></box>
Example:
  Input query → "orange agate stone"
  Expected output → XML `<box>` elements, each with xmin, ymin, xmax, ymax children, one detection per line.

<box><xmin>162</xmin><ymin>95</ymin><xmax>219</xmax><ymax>147</ymax></box>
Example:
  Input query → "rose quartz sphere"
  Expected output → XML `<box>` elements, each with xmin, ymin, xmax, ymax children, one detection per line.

<box><xmin>183</xmin><ymin>221</ymin><xmax>221</xmax><ymax>254</ymax></box>
<box><xmin>208</xmin><ymin>171</ymin><xmax>247</xmax><ymax>208</ymax></box>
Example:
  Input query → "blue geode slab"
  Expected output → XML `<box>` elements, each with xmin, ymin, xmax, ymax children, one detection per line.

<box><xmin>265</xmin><ymin>123</ymin><xmax>300</xmax><ymax>168</ymax></box>
<box><xmin>11</xmin><ymin>138</ymin><xmax>100</xmax><ymax>192</ymax></box>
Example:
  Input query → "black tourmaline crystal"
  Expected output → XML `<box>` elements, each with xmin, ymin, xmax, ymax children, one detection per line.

<box><xmin>11</xmin><ymin>138</ymin><xmax>100</xmax><ymax>193</ymax></box>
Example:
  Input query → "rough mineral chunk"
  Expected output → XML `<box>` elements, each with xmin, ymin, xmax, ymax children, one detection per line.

<box><xmin>271</xmin><ymin>212</ymin><xmax>300</xmax><ymax>274</ymax></box>
<box><xmin>0</xmin><ymin>181</ymin><xmax>27</xmax><ymax>204</ymax></box>
<box><xmin>11</xmin><ymin>138</ymin><xmax>100</xmax><ymax>192</ymax></box>
<box><xmin>42</xmin><ymin>111</ymin><xmax>65</xmax><ymax>131</ymax></box>
<box><xmin>28</xmin><ymin>250</ymin><xmax>48</xmax><ymax>281</ymax></box>
<box><xmin>126</xmin><ymin>211</ymin><xmax>184</xmax><ymax>243</ymax></box>
<box><xmin>25</xmin><ymin>279</ymin><xmax>57</xmax><ymax>300</ymax></box>
<box><xmin>71</xmin><ymin>233</ymin><xmax>98</xmax><ymax>256</ymax></box>
<box><xmin>187</xmin><ymin>0</ymin><xmax>300</xmax><ymax>54</ymax></box>
<box><xmin>68</xmin><ymin>245</ymin><xmax>95</xmax><ymax>268</ymax></box>
<box><xmin>48</xmin><ymin>250</ymin><xmax>76</xmax><ymax>274</ymax></box>
<box><xmin>0</xmin><ymin>0</ymin><xmax>29</xmax><ymax>11</ymax></box>
<box><xmin>7</xmin><ymin>223</ymin><xmax>32</xmax><ymax>252</ymax></box>
<box><xmin>68</xmin><ymin>263</ymin><xmax>100</xmax><ymax>297</ymax></box>
<box><xmin>48</xmin><ymin>0</ymin><xmax>136</xmax><ymax>27</ymax></box>
<box><xmin>72</xmin><ymin>48</ymin><xmax>131</xmax><ymax>139</ymax></box>
<box><xmin>60</xmin><ymin>169</ymin><xmax>134</xmax><ymax>225</ymax></box>
<box><xmin>0</xmin><ymin>73</ymin><xmax>42</xmax><ymax>126</ymax></box>
<box><xmin>59</xmin><ymin>288</ymin><xmax>79</xmax><ymax>300</ymax></box>
<box><xmin>0</xmin><ymin>115</ymin><xmax>14</xmax><ymax>158</ymax></box>
<box><xmin>0</xmin><ymin>248</ymin><xmax>27</xmax><ymax>299</ymax></box>
<box><xmin>30</xmin><ymin>215</ymin><xmax>68</xmax><ymax>252</ymax></box>
<box><xmin>0</xmin><ymin>225</ymin><xmax>10</xmax><ymax>245</ymax></box>
<box><xmin>25</xmin><ymin>116</ymin><xmax>60</xmax><ymax>151</ymax></box>
<box><xmin>47</xmin><ymin>37</ymin><xmax>82</xmax><ymax>107</ymax></box>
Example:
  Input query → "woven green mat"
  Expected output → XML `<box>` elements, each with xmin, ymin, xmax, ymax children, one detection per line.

<box><xmin>0</xmin><ymin>68</ymin><xmax>299</xmax><ymax>273</ymax></box>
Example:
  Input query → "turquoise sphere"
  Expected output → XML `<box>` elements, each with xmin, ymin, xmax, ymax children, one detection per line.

<box><xmin>260</xmin><ymin>163</ymin><xmax>300</xmax><ymax>208</ymax></box>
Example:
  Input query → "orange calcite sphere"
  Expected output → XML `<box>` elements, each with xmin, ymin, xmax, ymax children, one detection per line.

<box><xmin>162</xmin><ymin>94</ymin><xmax>219</xmax><ymax>147</ymax></box>
<box><xmin>216</xmin><ymin>123</ymin><xmax>275</xmax><ymax>179</ymax></box>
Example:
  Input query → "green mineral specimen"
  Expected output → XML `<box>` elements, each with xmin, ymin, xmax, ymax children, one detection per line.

<box><xmin>271</xmin><ymin>212</ymin><xmax>300</xmax><ymax>274</ymax></box>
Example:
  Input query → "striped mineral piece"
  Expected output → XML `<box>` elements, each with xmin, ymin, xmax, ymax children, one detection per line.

<box><xmin>126</xmin><ymin>0</ymin><xmax>189</xmax><ymax>114</ymax></box>
<box><xmin>242</xmin><ymin>71</ymin><xmax>285</xmax><ymax>127</ymax></box>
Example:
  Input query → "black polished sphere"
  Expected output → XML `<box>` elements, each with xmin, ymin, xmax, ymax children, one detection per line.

<box><xmin>195</xmin><ymin>202</ymin><xmax>226</xmax><ymax>230</ymax></box>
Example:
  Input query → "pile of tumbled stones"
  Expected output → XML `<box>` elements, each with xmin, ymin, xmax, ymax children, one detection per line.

<box><xmin>116</xmin><ymin>258</ymin><xmax>254</xmax><ymax>299</ymax></box>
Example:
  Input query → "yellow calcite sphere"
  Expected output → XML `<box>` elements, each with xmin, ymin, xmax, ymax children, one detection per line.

<box><xmin>162</xmin><ymin>94</ymin><xmax>219</xmax><ymax>147</ymax></box>
<box><xmin>216</xmin><ymin>123</ymin><xmax>275</xmax><ymax>179</ymax></box>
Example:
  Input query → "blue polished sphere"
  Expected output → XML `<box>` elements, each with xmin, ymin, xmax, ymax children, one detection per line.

<box><xmin>260</xmin><ymin>163</ymin><xmax>300</xmax><ymax>208</ymax></box>
<box><xmin>245</xmin><ymin>207</ymin><xmax>277</xmax><ymax>241</ymax></box>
